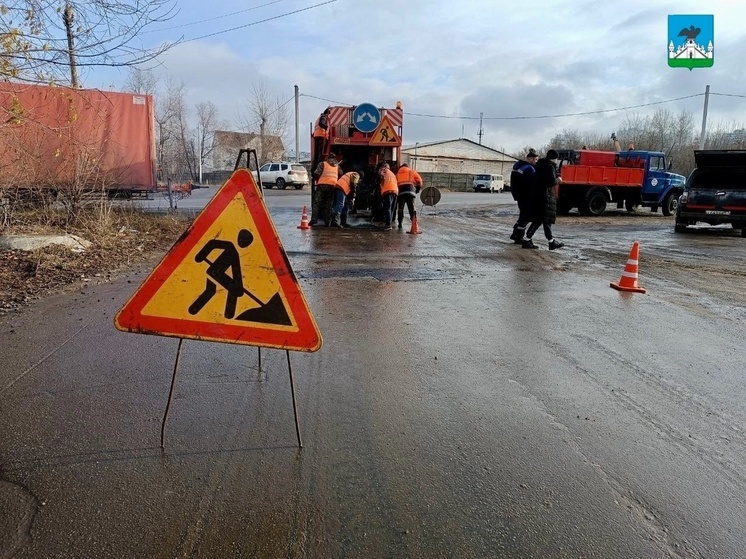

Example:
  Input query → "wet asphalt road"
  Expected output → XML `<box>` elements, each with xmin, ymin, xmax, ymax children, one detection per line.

<box><xmin>1</xmin><ymin>187</ymin><xmax>745</xmax><ymax>558</ymax></box>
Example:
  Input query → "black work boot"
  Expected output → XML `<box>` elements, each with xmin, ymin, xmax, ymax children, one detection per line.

<box><xmin>548</xmin><ymin>239</ymin><xmax>565</xmax><ymax>250</ymax></box>
<box><xmin>522</xmin><ymin>239</ymin><xmax>538</xmax><ymax>249</ymax></box>
<box><xmin>511</xmin><ymin>227</ymin><xmax>525</xmax><ymax>243</ymax></box>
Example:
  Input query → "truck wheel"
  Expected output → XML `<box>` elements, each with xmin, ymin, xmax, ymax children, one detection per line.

<box><xmin>674</xmin><ymin>222</ymin><xmax>687</xmax><ymax>233</ymax></box>
<box><xmin>662</xmin><ymin>192</ymin><xmax>677</xmax><ymax>216</ymax></box>
<box><xmin>276</xmin><ymin>178</ymin><xmax>287</xmax><ymax>189</ymax></box>
<box><xmin>586</xmin><ymin>190</ymin><xmax>607</xmax><ymax>216</ymax></box>
<box><xmin>741</xmin><ymin>226</ymin><xmax>746</xmax><ymax>238</ymax></box>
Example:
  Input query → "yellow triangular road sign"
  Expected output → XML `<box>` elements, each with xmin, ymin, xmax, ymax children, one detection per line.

<box><xmin>369</xmin><ymin>114</ymin><xmax>401</xmax><ymax>146</ymax></box>
<box><xmin>115</xmin><ymin>169</ymin><xmax>322</xmax><ymax>352</ymax></box>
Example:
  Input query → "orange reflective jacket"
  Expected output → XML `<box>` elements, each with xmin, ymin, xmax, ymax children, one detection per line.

<box><xmin>318</xmin><ymin>162</ymin><xmax>339</xmax><ymax>186</ymax></box>
<box><xmin>313</xmin><ymin>122</ymin><xmax>328</xmax><ymax>139</ymax></box>
<box><xmin>396</xmin><ymin>167</ymin><xmax>422</xmax><ymax>196</ymax></box>
<box><xmin>313</xmin><ymin>113</ymin><xmax>329</xmax><ymax>139</ymax></box>
<box><xmin>335</xmin><ymin>172</ymin><xmax>358</xmax><ymax>196</ymax></box>
<box><xmin>380</xmin><ymin>168</ymin><xmax>398</xmax><ymax>195</ymax></box>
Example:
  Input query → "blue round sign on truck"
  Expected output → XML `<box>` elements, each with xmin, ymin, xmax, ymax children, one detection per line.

<box><xmin>352</xmin><ymin>103</ymin><xmax>380</xmax><ymax>133</ymax></box>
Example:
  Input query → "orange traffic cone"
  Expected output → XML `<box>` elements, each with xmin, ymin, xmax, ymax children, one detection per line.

<box><xmin>610</xmin><ymin>241</ymin><xmax>647</xmax><ymax>293</ymax></box>
<box><xmin>406</xmin><ymin>216</ymin><xmax>422</xmax><ymax>234</ymax></box>
<box><xmin>297</xmin><ymin>206</ymin><xmax>310</xmax><ymax>230</ymax></box>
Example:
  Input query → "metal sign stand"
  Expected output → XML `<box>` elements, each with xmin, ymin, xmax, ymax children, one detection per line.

<box><xmin>145</xmin><ymin>149</ymin><xmax>310</xmax><ymax>450</ymax></box>
<box><xmin>419</xmin><ymin>185</ymin><xmax>441</xmax><ymax>216</ymax></box>
<box><xmin>160</xmin><ymin>340</ymin><xmax>303</xmax><ymax>449</ymax></box>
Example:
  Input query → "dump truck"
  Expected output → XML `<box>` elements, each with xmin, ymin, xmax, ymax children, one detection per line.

<box><xmin>0</xmin><ymin>82</ymin><xmax>157</xmax><ymax>198</ymax></box>
<box><xmin>556</xmin><ymin>149</ymin><xmax>686</xmax><ymax>216</ymax></box>
<box><xmin>310</xmin><ymin>102</ymin><xmax>403</xmax><ymax>213</ymax></box>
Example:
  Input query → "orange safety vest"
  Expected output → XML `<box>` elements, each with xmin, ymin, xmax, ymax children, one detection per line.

<box><xmin>380</xmin><ymin>168</ymin><xmax>398</xmax><ymax>195</ymax></box>
<box><xmin>396</xmin><ymin>166</ymin><xmax>422</xmax><ymax>195</ymax></box>
<box><xmin>313</xmin><ymin>113</ymin><xmax>329</xmax><ymax>139</ymax></box>
<box><xmin>335</xmin><ymin>172</ymin><xmax>357</xmax><ymax>196</ymax></box>
<box><xmin>318</xmin><ymin>162</ymin><xmax>339</xmax><ymax>187</ymax></box>
<box><xmin>313</xmin><ymin>123</ymin><xmax>328</xmax><ymax>139</ymax></box>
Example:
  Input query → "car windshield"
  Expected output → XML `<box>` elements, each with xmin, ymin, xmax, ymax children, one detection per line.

<box><xmin>292</xmin><ymin>165</ymin><xmax>307</xmax><ymax>173</ymax></box>
<box><xmin>690</xmin><ymin>168</ymin><xmax>746</xmax><ymax>189</ymax></box>
<box><xmin>475</xmin><ymin>175</ymin><xmax>490</xmax><ymax>180</ymax></box>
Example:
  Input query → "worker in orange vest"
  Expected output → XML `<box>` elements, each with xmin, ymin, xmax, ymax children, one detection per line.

<box><xmin>330</xmin><ymin>171</ymin><xmax>362</xmax><ymax>228</ymax></box>
<box><xmin>378</xmin><ymin>162</ymin><xmax>399</xmax><ymax>230</ymax></box>
<box><xmin>395</xmin><ymin>162</ymin><xmax>423</xmax><ymax>229</ymax></box>
<box><xmin>312</xmin><ymin>108</ymin><xmax>331</xmax><ymax>167</ymax></box>
<box><xmin>311</xmin><ymin>153</ymin><xmax>341</xmax><ymax>226</ymax></box>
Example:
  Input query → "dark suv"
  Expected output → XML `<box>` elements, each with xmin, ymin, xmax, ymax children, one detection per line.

<box><xmin>675</xmin><ymin>150</ymin><xmax>746</xmax><ymax>236</ymax></box>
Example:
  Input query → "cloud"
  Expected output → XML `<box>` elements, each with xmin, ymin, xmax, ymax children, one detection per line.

<box><xmin>91</xmin><ymin>0</ymin><xmax>746</xmax><ymax>154</ymax></box>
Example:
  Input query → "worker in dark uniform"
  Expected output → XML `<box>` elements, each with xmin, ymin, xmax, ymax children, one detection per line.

<box><xmin>521</xmin><ymin>149</ymin><xmax>565</xmax><ymax>250</ymax></box>
<box><xmin>510</xmin><ymin>148</ymin><xmax>539</xmax><ymax>243</ymax></box>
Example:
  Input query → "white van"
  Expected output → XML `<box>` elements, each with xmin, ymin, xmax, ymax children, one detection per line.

<box><xmin>473</xmin><ymin>174</ymin><xmax>504</xmax><ymax>193</ymax></box>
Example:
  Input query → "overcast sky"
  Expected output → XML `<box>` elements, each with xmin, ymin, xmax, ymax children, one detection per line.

<box><xmin>91</xmin><ymin>0</ymin><xmax>746</xmax><ymax>156</ymax></box>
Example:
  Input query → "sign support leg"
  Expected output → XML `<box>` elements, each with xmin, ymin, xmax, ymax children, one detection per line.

<box><xmin>257</xmin><ymin>347</ymin><xmax>262</xmax><ymax>374</ymax></box>
<box><xmin>286</xmin><ymin>350</ymin><xmax>303</xmax><ymax>448</ymax></box>
<box><xmin>161</xmin><ymin>338</ymin><xmax>184</xmax><ymax>449</ymax></box>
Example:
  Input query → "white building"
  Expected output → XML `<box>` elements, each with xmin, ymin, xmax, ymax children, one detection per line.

<box><xmin>401</xmin><ymin>139</ymin><xmax>517</xmax><ymax>176</ymax></box>
<box><xmin>211</xmin><ymin>131</ymin><xmax>285</xmax><ymax>171</ymax></box>
<box><xmin>669</xmin><ymin>38</ymin><xmax>713</xmax><ymax>60</ymax></box>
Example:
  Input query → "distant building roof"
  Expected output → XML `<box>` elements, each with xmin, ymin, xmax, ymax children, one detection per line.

<box><xmin>402</xmin><ymin>138</ymin><xmax>517</xmax><ymax>162</ymax></box>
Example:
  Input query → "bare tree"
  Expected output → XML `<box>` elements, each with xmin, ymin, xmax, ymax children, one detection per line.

<box><xmin>1</xmin><ymin>0</ymin><xmax>178</xmax><ymax>86</ymax></box>
<box><xmin>238</xmin><ymin>82</ymin><xmax>290</xmax><ymax>163</ymax></box>
<box><xmin>194</xmin><ymin>101</ymin><xmax>223</xmax><ymax>181</ymax></box>
<box><xmin>543</xmin><ymin>129</ymin><xmax>616</xmax><ymax>152</ymax></box>
<box><xmin>617</xmin><ymin>113</ymin><xmax>648</xmax><ymax>149</ymax></box>
<box><xmin>124</xmin><ymin>67</ymin><xmax>160</xmax><ymax>95</ymax></box>
<box><xmin>154</xmin><ymin>78</ymin><xmax>189</xmax><ymax>182</ymax></box>
<box><xmin>705</xmin><ymin>120</ymin><xmax>746</xmax><ymax>150</ymax></box>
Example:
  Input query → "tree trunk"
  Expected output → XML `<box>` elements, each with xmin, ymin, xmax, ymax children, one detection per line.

<box><xmin>63</xmin><ymin>4</ymin><xmax>79</xmax><ymax>88</ymax></box>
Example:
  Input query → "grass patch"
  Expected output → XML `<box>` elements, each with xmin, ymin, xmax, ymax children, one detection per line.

<box><xmin>0</xmin><ymin>205</ymin><xmax>192</xmax><ymax>314</ymax></box>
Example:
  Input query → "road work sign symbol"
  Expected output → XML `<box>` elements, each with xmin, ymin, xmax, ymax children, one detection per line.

<box><xmin>115</xmin><ymin>169</ymin><xmax>322</xmax><ymax>352</ymax></box>
<box><xmin>369</xmin><ymin>115</ymin><xmax>401</xmax><ymax>146</ymax></box>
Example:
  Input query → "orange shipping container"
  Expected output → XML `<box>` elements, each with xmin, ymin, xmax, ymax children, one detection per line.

<box><xmin>0</xmin><ymin>83</ymin><xmax>156</xmax><ymax>191</ymax></box>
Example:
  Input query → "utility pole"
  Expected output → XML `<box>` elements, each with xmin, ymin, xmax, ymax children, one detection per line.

<box><xmin>294</xmin><ymin>85</ymin><xmax>300</xmax><ymax>163</ymax></box>
<box><xmin>699</xmin><ymin>84</ymin><xmax>710</xmax><ymax>149</ymax></box>
<box><xmin>197</xmin><ymin>123</ymin><xmax>203</xmax><ymax>184</ymax></box>
<box><xmin>478</xmin><ymin>112</ymin><xmax>484</xmax><ymax>145</ymax></box>
<box><xmin>62</xmin><ymin>4</ymin><xmax>79</xmax><ymax>88</ymax></box>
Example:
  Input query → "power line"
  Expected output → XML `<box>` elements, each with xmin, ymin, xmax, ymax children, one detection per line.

<box><xmin>145</xmin><ymin>0</ymin><xmax>288</xmax><ymax>34</ymax></box>
<box><xmin>299</xmin><ymin>93</ymin><xmax>352</xmax><ymax>106</ymax></box>
<box><xmin>408</xmin><ymin>94</ymin><xmax>706</xmax><ymax>121</ymax></box>
<box><xmin>267</xmin><ymin>96</ymin><xmax>294</xmax><ymax>117</ymax></box>
<box><xmin>182</xmin><ymin>0</ymin><xmax>338</xmax><ymax>43</ymax></box>
<box><xmin>300</xmin><ymin>92</ymin><xmax>711</xmax><ymax>121</ymax></box>
<box><xmin>711</xmin><ymin>92</ymin><xmax>746</xmax><ymax>99</ymax></box>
